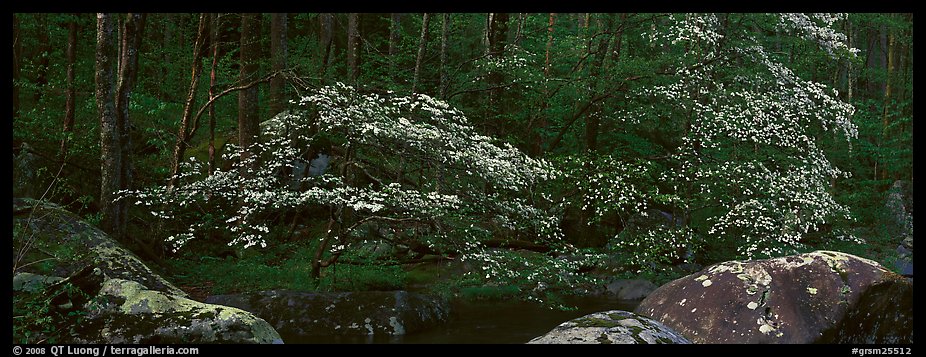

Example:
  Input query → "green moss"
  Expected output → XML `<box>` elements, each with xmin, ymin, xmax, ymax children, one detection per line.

<box><xmin>573</xmin><ymin>317</ymin><xmax>622</xmax><ymax>328</ymax></box>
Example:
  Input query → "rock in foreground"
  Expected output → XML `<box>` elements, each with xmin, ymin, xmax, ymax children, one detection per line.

<box><xmin>636</xmin><ymin>251</ymin><xmax>913</xmax><ymax>343</ymax></box>
<box><xmin>12</xmin><ymin>199</ymin><xmax>282</xmax><ymax>344</ymax></box>
<box><xmin>528</xmin><ymin>310</ymin><xmax>691</xmax><ymax>344</ymax></box>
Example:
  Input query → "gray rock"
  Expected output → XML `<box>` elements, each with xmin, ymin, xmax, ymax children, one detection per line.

<box><xmin>605</xmin><ymin>279</ymin><xmax>657</xmax><ymax>300</ymax></box>
<box><xmin>206</xmin><ymin>290</ymin><xmax>449</xmax><ymax>338</ymax></box>
<box><xmin>12</xmin><ymin>199</ymin><xmax>282</xmax><ymax>344</ymax></box>
<box><xmin>13</xmin><ymin>273</ymin><xmax>64</xmax><ymax>293</ymax></box>
<box><xmin>527</xmin><ymin>310</ymin><xmax>691</xmax><ymax>344</ymax></box>
<box><xmin>636</xmin><ymin>251</ymin><xmax>913</xmax><ymax>344</ymax></box>
<box><xmin>75</xmin><ymin>279</ymin><xmax>281</xmax><ymax>344</ymax></box>
<box><xmin>13</xmin><ymin>198</ymin><xmax>186</xmax><ymax>296</ymax></box>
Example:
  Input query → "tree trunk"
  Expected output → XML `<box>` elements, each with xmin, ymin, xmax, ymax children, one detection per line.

<box><xmin>486</xmin><ymin>13</ymin><xmax>509</xmax><ymax>116</ymax></box>
<box><xmin>60</xmin><ymin>16</ymin><xmax>78</xmax><ymax>158</ymax></box>
<box><xmin>389</xmin><ymin>13</ymin><xmax>402</xmax><ymax>57</ymax></box>
<box><xmin>530</xmin><ymin>13</ymin><xmax>555</xmax><ymax>156</ymax></box>
<box><xmin>13</xmin><ymin>14</ymin><xmax>21</xmax><ymax>119</ymax></box>
<box><xmin>113</xmin><ymin>13</ymin><xmax>144</xmax><ymax>242</ymax></box>
<box><xmin>880</xmin><ymin>18</ymin><xmax>896</xmax><ymax>180</ymax></box>
<box><xmin>208</xmin><ymin>13</ymin><xmax>221</xmax><ymax>175</ymax></box>
<box><xmin>168</xmin><ymin>14</ymin><xmax>210</xmax><ymax>189</ymax></box>
<box><xmin>269</xmin><ymin>13</ymin><xmax>287</xmax><ymax>117</ymax></box>
<box><xmin>439</xmin><ymin>14</ymin><xmax>450</xmax><ymax>99</ymax></box>
<box><xmin>319</xmin><ymin>13</ymin><xmax>333</xmax><ymax>77</ymax></box>
<box><xmin>35</xmin><ymin>14</ymin><xmax>50</xmax><ymax>104</ymax></box>
<box><xmin>239</xmin><ymin>13</ymin><xmax>261</xmax><ymax>177</ymax></box>
<box><xmin>513</xmin><ymin>13</ymin><xmax>525</xmax><ymax>45</ymax></box>
<box><xmin>585</xmin><ymin>15</ymin><xmax>609</xmax><ymax>153</ymax></box>
<box><xmin>846</xmin><ymin>17</ymin><xmax>854</xmax><ymax>103</ymax></box>
<box><xmin>412</xmin><ymin>13</ymin><xmax>430</xmax><ymax>94</ymax></box>
<box><xmin>347</xmin><ymin>13</ymin><xmax>360</xmax><ymax>83</ymax></box>
<box><xmin>96</xmin><ymin>13</ymin><xmax>120</xmax><ymax>237</ymax></box>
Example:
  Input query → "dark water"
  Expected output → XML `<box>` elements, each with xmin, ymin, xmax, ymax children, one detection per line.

<box><xmin>289</xmin><ymin>295</ymin><xmax>640</xmax><ymax>344</ymax></box>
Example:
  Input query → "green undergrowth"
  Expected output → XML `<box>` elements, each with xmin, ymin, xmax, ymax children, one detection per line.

<box><xmin>165</xmin><ymin>241</ymin><xmax>408</xmax><ymax>296</ymax></box>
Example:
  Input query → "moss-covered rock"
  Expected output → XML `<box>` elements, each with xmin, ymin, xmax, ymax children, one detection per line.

<box><xmin>75</xmin><ymin>279</ymin><xmax>281</xmax><ymax>344</ymax></box>
<box><xmin>527</xmin><ymin>310</ymin><xmax>691</xmax><ymax>344</ymax></box>
<box><xmin>12</xmin><ymin>199</ymin><xmax>282</xmax><ymax>344</ymax></box>
<box><xmin>205</xmin><ymin>290</ymin><xmax>449</xmax><ymax>339</ymax></box>
<box><xmin>13</xmin><ymin>198</ymin><xmax>184</xmax><ymax>296</ymax></box>
<box><xmin>636</xmin><ymin>250</ymin><xmax>913</xmax><ymax>343</ymax></box>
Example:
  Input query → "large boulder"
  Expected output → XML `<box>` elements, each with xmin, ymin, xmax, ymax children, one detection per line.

<box><xmin>528</xmin><ymin>310</ymin><xmax>691</xmax><ymax>344</ymax></box>
<box><xmin>636</xmin><ymin>251</ymin><xmax>913</xmax><ymax>343</ymax></box>
<box><xmin>205</xmin><ymin>290</ymin><xmax>449</xmax><ymax>339</ymax></box>
<box><xmin>12</xmin><ymin>199</ymin><xmax>282</xmax><ymax>344</ymax></box>
<box><xmin>78</xmin><ymin>278</ymin><xmax>281</xmax><ymax>344</ymax></box>
<box><xmin>13</xmin><ymin>198</ymin><xmax>185</xmax><ymax>295</ymax></box>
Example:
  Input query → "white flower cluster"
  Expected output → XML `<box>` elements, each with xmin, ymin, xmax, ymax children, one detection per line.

<box><xmin>617</xmin><ymin>13</ymin><xmax>858</xmax><ymax>260</ymax></box>
<box><xmin>127</xmin><ymin>83</ymin><xmax>564</xmax><ymax>263</ymax></box>
<box><xmin>778</xmin><ymin>13</ymin><xmax>859</xmax><ymax>58</ymax></box>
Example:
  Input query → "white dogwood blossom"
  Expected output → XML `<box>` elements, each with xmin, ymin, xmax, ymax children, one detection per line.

<box><xmin>126</xmin><ymin>84</ymin><xmax>567</xmax><ymax>286</ymax></box>
<box><xmin>620</xmin><ymin>13</ymin><xmax>859</xmax><ymax>259</ymax></box>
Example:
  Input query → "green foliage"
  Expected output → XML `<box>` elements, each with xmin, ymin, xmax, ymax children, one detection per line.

<box><xmin>12</xmin><ymin>282</ymin><xmax>90</xmax><ymax>344</ymax></box>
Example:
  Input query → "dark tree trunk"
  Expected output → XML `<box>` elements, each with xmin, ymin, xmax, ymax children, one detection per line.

<box><xmin>389</xmin><ymin>13</ymin><xmax>402</xmax><ymax>57</ymax></box>
<box><xmin>269</xmin><ymin>13</ymin><xmax>287</xmax><ymax>117</ymax></box>
<box><xmin>486</xmin><ymin>13</ymin><xmax>509</xmax><ymax>115</ymax></box>
<box><xmin>112</xmin><ymin>13</ymin><xmax>144</xmax><ymax>242</ymax></box>
<box><xmin>319</xmin><ymin>13</ymin><xmax>333</xmax><ymax>77</ymax></box>
<box><xmin>347</xmin><ymin>13</ymin><xmax>360</xmax><ymax>83</ymax></box>
<box><xmin>531</xmin><ymin>12</ymin><xmax>555</xmax><ymax>156</ymax></box>
<box><xmin>412</xmin><ymin>13</ymin><xmax>430</xmax><ymax>95</ymax></box>
<box><xmin>585</xmin><ymin>15</ymin><xmax>610</xmax><ymax>153</ymax></box>
<box><xmin>439</xmin><ymin>13</ymin><xmax>450</xmax><ymax>99</ymax></box>
<box><xmin>96</xmin><ymin>13</ymin><xmax>120</xmax><ymax>237</ymax></box>
<box><xmin>239</xmin><ymin>13</ymin><xmax>261</xmax><ymax>176</ymax></box>
<box><xmin>168</xmin><ymin>14</ymin><xmax>210</xmax><ymax>189</ymax></box>
<box><xmin>208</xmin><ymin>13</ymin><xmax>221</xmax><ymax>175</ymax></box>
<box><xmin>60</xmin><ymin>16</ymin><xmax>78</xmax><ymax>157</ymax></box>
<box><xmin>35</xmin><ymin>14</ymin><xmax>50</xmax><ymax>104</ymax></box>
<box><xmin>13</xmin><ymin>14</ymin><xmax>22</xmax><ymax>119</ymax></box>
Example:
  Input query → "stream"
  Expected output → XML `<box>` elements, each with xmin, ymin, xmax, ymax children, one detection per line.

<box><xmin>288</xmin><ymin>295</ymin><xmax>640</xmax><ymax>344</ymax></box>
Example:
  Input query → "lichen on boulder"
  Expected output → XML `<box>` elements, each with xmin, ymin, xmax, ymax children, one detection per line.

<box><xmin>12</xmin><ymin>199</ymin><xmax>282</xmax><ymax>344</ymax></box>
<box><xmin>76</xmin><ymin>279</ymin><xmax>281</xmax><ymax>344</ymax></box>
<box><xmin>636</xmin><ymin>250</ymin><xmax>913</xmax><ymax>344</ymax></box>
<box><xmin>527</xmin><ymin>310</ymin><xmax>691</xmax><ymax>344</ymax></box>
<box><xmin>13</xmin><ymin>198</ymin><xmax>185</xmax><ymax>296</ymax></box>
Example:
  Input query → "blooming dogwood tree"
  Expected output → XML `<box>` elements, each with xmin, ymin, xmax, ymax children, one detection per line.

<box><xmin>128</xmin><ymin>83</ymin><xmax>589</xmax><ymax>296</ymax></box>
<box><xmin>611</xmin><ymin>13</ymin><xmax>861</xmax><ymax>260</ymax></box>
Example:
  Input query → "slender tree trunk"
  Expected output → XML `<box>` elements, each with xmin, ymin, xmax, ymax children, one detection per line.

<box><xmin>168</xmin><ymin>14</ymin><xmax>210</xmax><ymax>189</ymax></box>
<box><xmin>846</xmin><ymin>17</ymin><xmax>854</xmax><ymax>103</ymax></box>
<box><xmin>60</xmin><ymin>17</ymin><xmax>78</xmax><ymax>158</ymax></box>
<box><xmin>239</xmin><ymin>13</ymin><xmax>261</xmax><ymax>176</ymax></box>
<box><xmin>96</xmin><ymin>13</ymin><xmax>120</xmax><ymax>236</ymax></box>
<box><xmin>35</xmin><ymin>14</ymin><xmax>50</xmax><ymax>104</ymax></box>
<box><xmin>585</xmin><ymin>15</ymin><xmax>609</xmax><ymax>153</ymax></box>
<box><xmin>531</xmin><ymin>13</ymin><xmax>555</xmax><ymax>156</ymax></box>
<box><xmin>13</xmin><ymin>14</ymin><xmax>22</xmax><ymax>119</ymax></box>
<box><xmin>486</xmin><ymin>13</ymin><xmax>509</xmax><ymax>117</ymax></box>
<box><xmin>389</xmin><ymin>13</ymin><xmax>402</xmax><ymax>57</ymax></box>
<box><xmin>439</xmin><ymin>14</ymin><xmax>450</xmax><ymax>99</ymax></box>
<box><xmin>269</xmin><ymin>13</ymin><xmax>287</xmax><ymax>117</ymax></box>
<box><xmin>320</xmin><ymin>13</ymin><xmax>333</xmax><ymax>77</ymax></box>
<box><xmin>347</xmin><ymin>13</ymin><xmax>360</xmax><ymax>83</ymax></box>
<box><xmin>208</xmin><ymin>13</ymin><xmax>220</xmax><ymax>175</ymax></box>
<box><xmin>412</xmin><ymin>13</ymin><xmax>430</xmax><ymax>94</ymax></box>
<box><xmin>513</xmin><ymin>13</ymin><xmax>525</xmax><ymax>45</ymax></box>
<box><xmin>880</xmin><ymin>19</ymin><xmax>896</xmax><ymax>180</ymax></box>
